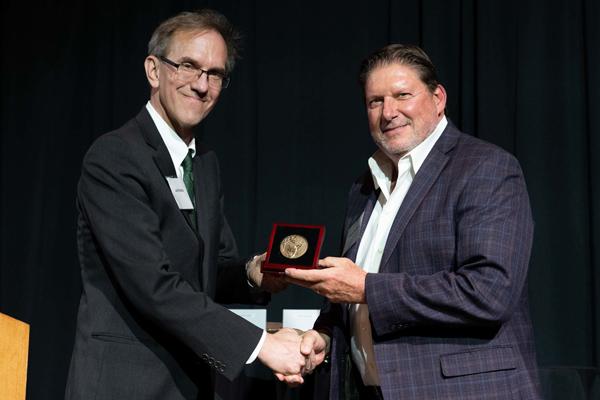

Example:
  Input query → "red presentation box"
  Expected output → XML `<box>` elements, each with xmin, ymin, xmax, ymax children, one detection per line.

<box><xmin>261</xmin><ymin>223</ymin><xmax>325</xmax><ymax>273</ymax></box>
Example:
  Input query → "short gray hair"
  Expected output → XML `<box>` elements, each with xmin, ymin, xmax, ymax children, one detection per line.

<box><xmin>148</xmin><ymin>9</ymin><xmax>241</xmax><ymax>74</ymax></box>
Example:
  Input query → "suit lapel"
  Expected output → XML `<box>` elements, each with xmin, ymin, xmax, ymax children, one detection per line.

<box><xmin>192</xmin><ymin>149</ymin><xmax>210</xmax><ymax>291</ymax></box>
<box><xmin>135</xmin><ymin>108</ymin><xmax>198</xmax><ymax>235</ymax></box>
<box><xmin>136</xmin><ymin>108</ymin><xmax>176</xmax><ymax>176</ymax></box>
<box><xmin>342</xmin><ymin>218</ymin><xmax>362</xmax><ymax>258</ymax></box>
<box><xmin>192</xmin><ymin>152</ymin><xmax>209</xmax><ymax>242</ymax></box>
<box><xmin>379</xmin><ymin>125</ymin><xmax>459</xmax><ymax>272</ymax></box>
<box><xmin>342</xmin><ymin>173</ymin><xmax>379</xmax><ymax>261</ymax></box>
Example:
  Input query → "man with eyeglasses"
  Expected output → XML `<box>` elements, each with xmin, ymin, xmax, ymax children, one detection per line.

<box><xmin>65</xmin><ymin>10</ymin><xmax>304</xmax><ymax>399</ymax></box>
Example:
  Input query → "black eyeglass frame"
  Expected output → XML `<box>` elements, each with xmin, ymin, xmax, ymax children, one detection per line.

<box><xmin>158</xmin><ymin>56</ymin><xmax>230</xmax><ymax>89</ymax></box>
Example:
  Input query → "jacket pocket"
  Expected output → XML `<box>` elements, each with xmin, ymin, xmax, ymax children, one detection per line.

<box><xmin>440</xmin><ymin>345</ymin><xmax>516</xmax><ymax>378</ymax></box>
<box><xmin>91</xmin><ymin>332</ymin><xmax>143</xmax><ymax>345</ymax></box>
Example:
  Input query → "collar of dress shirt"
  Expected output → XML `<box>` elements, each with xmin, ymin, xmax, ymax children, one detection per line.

<box><xmin>368</xmin><ymin>115</ymin><xmax>448</xmax><ymax>199</ymax></box>
<box><xmin>146</xmin><ymin>101</ymin><xmax>196</xmax><ymax>178</ymax></box>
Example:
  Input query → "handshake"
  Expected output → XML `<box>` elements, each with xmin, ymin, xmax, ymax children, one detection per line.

<box><xmin>257</xmin><ymin>328</ymin><xmax>330</xmax><ymax>386</ymax></box>
<box><xmin>245</xmin><ymin>253</ymin><xmax>368</xmax><ymax>384</ymax></box>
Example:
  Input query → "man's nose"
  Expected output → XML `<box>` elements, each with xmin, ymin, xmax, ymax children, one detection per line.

<box><xmin>190</xmin><ymin>71</ymin><xmax>210</xmax><ymax>93</ymax></box>
<box><xmin>382</xmin><ymin>97</ymin><xmax>399</xmax><ymax>121</ymax></box>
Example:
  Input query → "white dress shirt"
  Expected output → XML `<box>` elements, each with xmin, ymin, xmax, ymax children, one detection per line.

<box><xmin>146</xmin><ymin>102</ymin><xmax>196</xmax><ymax>177</ymax></box>
<box><xmin>350</xmin><ymin>116</ymin><xmax>448</xmax><ymax>384</ymax></box>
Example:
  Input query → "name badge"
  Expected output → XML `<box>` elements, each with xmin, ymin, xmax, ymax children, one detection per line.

<box><xmin>166</xmin><ymin>177</ymin><xmax>194</xmax><ymax>210</ymax></box>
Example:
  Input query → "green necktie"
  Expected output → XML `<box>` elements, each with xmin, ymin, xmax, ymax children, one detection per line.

<box><xmin>181</xmin><ymin>149</ymin><xmax>197</xmax><ymax>231</ymax></box>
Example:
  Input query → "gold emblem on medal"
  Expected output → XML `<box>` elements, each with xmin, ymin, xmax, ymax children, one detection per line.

<box><xmin>279</xmin><ymin>235</ymin><xmax>309</xmax><ymax>259</ymax></box>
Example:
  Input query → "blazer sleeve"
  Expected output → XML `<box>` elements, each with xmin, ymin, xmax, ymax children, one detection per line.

<box><xmin>366</xmin><ymin>151</ymin><xmax>534</xmax><ymax>337</ymax></box>
<box><xmin>211</xmin><ymin>160</ymin><xmax>270</xmax><ymax>305</ymax></box>
<box><xmin>214</xmin><ymin>213</ymin><xmax>269</xmax><ymax>305</ymax></box>
<box><xmin>78</xmin><ymin>134</ymin><xmax>262</xmax><ymax>380</ymax></box>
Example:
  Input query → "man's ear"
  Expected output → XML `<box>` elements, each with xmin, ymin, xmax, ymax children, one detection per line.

<box><xmin>144</xmin><ymin>56</ymin><xmax>160</xmax><ymax>89</ymax></box>
<box><xmin>433</xmin><ymin>84</ymin><xmax>447</xmax><ymax>116</ymax></box>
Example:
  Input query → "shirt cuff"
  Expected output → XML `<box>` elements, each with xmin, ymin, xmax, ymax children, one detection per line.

<box><xmin>246</xmin><ymin>330</ymin><xmax>267</xmax><ymax>364</ymax></box>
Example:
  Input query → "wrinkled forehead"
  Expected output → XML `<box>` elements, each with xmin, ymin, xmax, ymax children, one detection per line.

<box><xmin>164</xmin><ymin>28</ymin><xmax>226</xmax><ymax>56</ymax></box>
<box><xmin>366</xmin><ymin>62</ymin><xmax>424</xmax><ymax>87</ymax></box>
<box><xmin>364</xmin><ymin>61</ymin><xmax>433</xmax><ymax>93</ymax></box>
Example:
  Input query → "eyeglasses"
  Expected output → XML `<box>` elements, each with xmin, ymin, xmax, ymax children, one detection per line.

<box><xmin>158</xmin><ymin>56</ymin><xmax>230</xmax><ymax>89</ymax></box>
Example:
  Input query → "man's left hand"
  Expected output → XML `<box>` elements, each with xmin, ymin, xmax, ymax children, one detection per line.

<box><xmin>285</xmin><ymin>257</ymin><xmax>367</xmax><ymax>303</ymax></box>
<box><xmin>247</xmin><ymin>253</ymin><xmax>288</xmax><ymax>293</ymax></box>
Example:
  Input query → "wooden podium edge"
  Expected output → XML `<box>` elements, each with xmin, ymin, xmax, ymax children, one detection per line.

<box><xmin>0</xmin><ymin>312</ymin><xmax>30</xmax><ymax>400</ymax></box>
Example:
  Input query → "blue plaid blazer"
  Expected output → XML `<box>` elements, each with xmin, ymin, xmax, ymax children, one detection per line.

<box><xmin>314</xmin><ymin>123</ymin><xmax>542</xmax><ymax>399</ymax></box>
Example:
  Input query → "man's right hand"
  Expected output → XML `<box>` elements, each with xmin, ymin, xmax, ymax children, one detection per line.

<box><xmin>258</xmin><ymin>328</ymin><xmax>306</xmax><ymax>384</ymax></box>
<box><xmin>275</xmin><ymin>329</ymin><xmax>330</xmax><ymax>386</ymax></box>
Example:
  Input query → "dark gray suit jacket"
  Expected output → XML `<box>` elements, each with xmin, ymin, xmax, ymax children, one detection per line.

<box><xmin>315</xmin><ymin>123</ymin><xmax>542</xmax><ymax>399</ymax></box>
<box><xmin>65</xmin><ymin>108</ymin><xmax>264</xmax><ymax>399</ymax></box>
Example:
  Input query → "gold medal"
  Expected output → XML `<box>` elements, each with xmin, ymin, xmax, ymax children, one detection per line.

<box><xmin>279</xmin><ymin>234</ymin><xmax>309</xmax><ymax>259</ymax></box>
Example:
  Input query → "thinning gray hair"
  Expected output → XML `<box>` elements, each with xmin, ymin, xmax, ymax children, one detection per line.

<box><xmin>148</xmin><ymin>9</ymin><xmax>241</xmax><ymax>74</ymax></box>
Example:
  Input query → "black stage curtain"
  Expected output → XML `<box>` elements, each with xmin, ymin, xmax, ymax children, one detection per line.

<box><xmin>1</xmin><ymin>0</ymin><xmax>599</xmax><ymax>399</ymax></box>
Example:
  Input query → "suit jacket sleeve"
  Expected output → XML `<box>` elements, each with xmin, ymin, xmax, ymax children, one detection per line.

<box><xmin>214</xmin><ymin>212</ymin><xmax>270</xmax><ymax>305</ymax></box>
<box><xmin>78</xmin><ymin>133</ymin><xmax>262</xmax><ymax>380</ymax></box>
<box><xmin>365</xmin><ymin>150</ymin><xmax>534</xmax><ymax>337</ymax></box>
<box><xmin>208</xmin><ymin>155</ymin><xmax>270</xmax><ymax>305</ymax></box>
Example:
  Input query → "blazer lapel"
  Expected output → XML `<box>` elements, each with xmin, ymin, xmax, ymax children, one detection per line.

<box><xmin>342</xmin><ymin>217</ymin><xmax>362</xmax><ymax>258</ymax></box>
<box><xmin>135</xmin><ymin>108</ymin><xmax>198</xmax><ymax>235</ymax></box>
<box><xmin>342</xmin><ymin>174</ymin><xmax>379</xmax><ymax>261</ymax></box>
<box><xmin>379</xmin><ymin>125</ymin><xmax>459</xmax><ymax>272</ymax></box>
<box><xmin>192</xmin><ymin>150</ymin><xmax>210</xmax><ymax>290</ymax></box>
<box><xmin>136</xmin><ymin>108</ymin><xmax>176</xmax><ymax>176</ymax></box>
<box><xmin>192</xmin><ymin>152</ymin><xmax>209</xmax><ymax>242</ymax></box>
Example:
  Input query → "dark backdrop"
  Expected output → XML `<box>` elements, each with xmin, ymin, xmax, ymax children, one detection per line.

<box><xmin>1</xmin><ymin>0</ymin><xmax>599</xmax><ymax>399</ymax></box>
